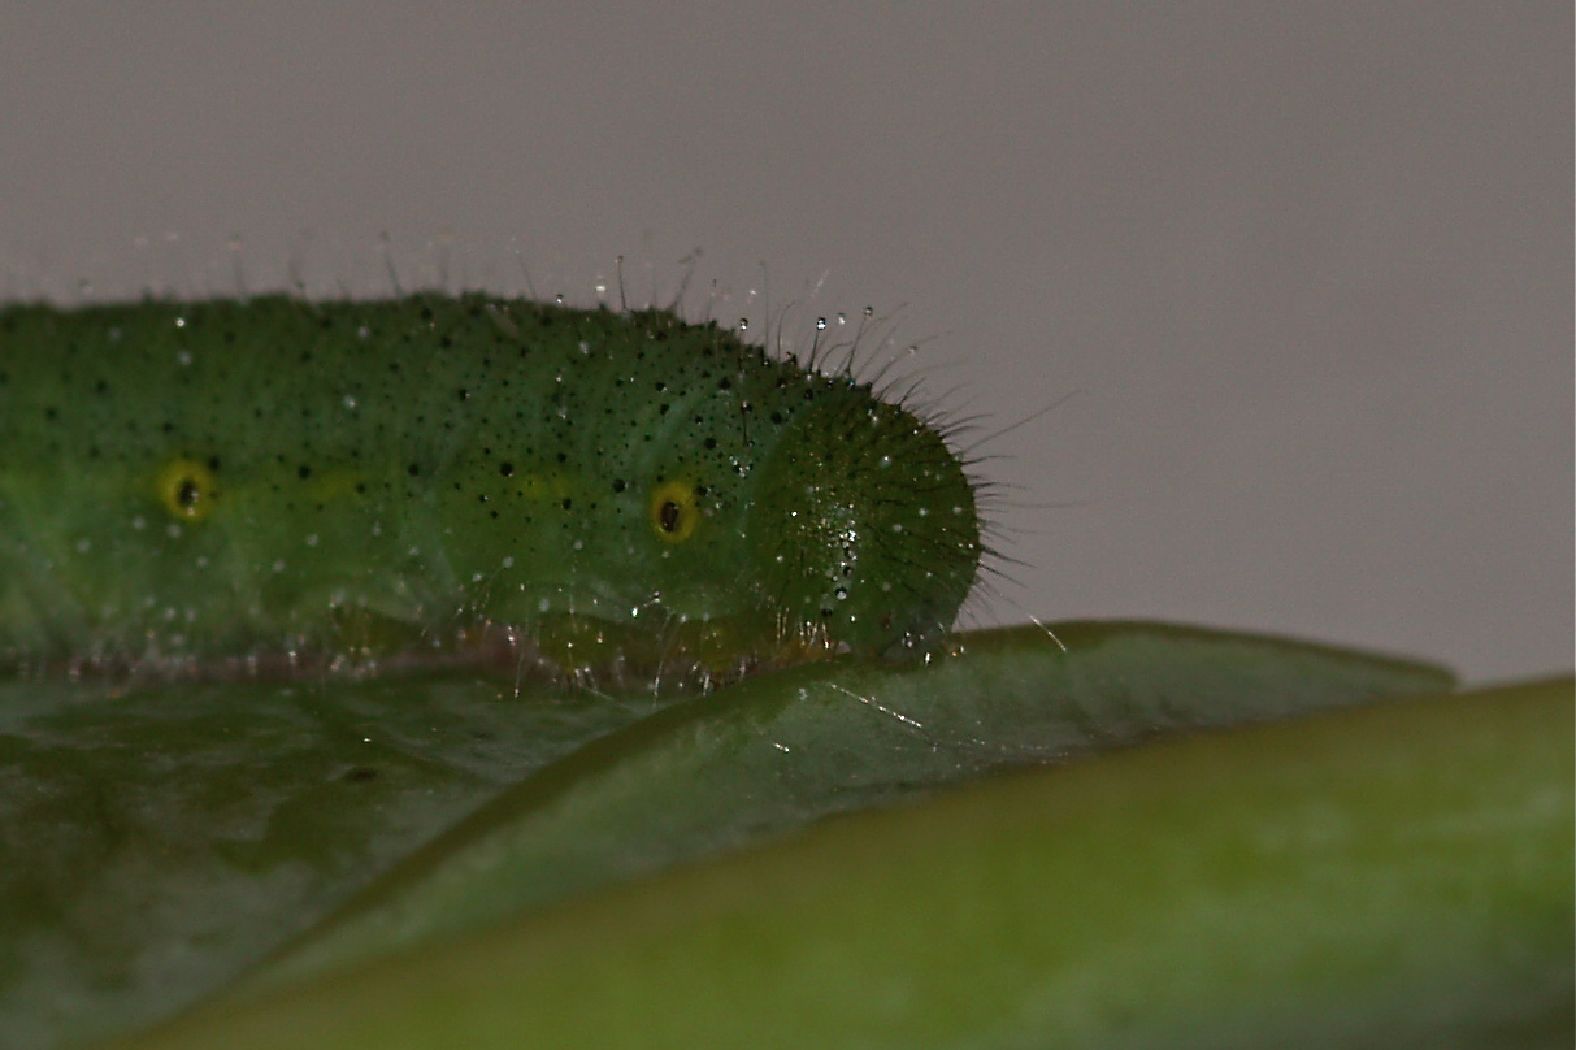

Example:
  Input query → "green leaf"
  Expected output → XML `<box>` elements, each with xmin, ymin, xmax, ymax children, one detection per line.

<box><xmin>130</xmin><ymin>677</ymin><xmax>1574</xmax><ymax>1050</ymax></box>
<box><xmin>0</xmin><ymin>622</ymin><xmax>1456</xmax><ymax>1046</ymax></box>
<box><xmin>251</xmin><ymin>622</ymin><xmax>1452</xmax><ymax>993</ymax></box>
<box><xmin>0</xmin><ymin>672</ymin><xmax>679</xmax><ymax>1049</ymax></box>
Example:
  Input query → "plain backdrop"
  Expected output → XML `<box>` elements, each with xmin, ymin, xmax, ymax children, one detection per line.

<box><xmin>0</xmin><ymin>3</ymin><xmax>1569</xmax><ymax>682</ymax></box>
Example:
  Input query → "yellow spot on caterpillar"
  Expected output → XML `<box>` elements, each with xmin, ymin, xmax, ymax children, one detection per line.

<box><xmin>156</xmin><ymin>458</ymin><xmax>218</xmax><ymax>521</ymax></box>
<box><xmin>649</xmin><ymin>479</ymin><xmax>700</xmax><ymax>543</ymax></box>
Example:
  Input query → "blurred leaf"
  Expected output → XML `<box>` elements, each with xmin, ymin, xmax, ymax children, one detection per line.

<box><xmin>0</xmin><ymin>622</ymin><xmax>1455</xmax><ymax>1047</ymax></box>
<box><xmin>252</xmin><ymin>622</ymin><xmax>1452</xmax><ymax>992</ymax></box>
<box><xmin>0</xmin><ymin>673</ymin><xmax>675</xmax><ymax>1049</ymax></box>
<box><xmin>131</xmin><ymin>677</ymin><xmax>1574</xmax><ymax>1050</ymax></box>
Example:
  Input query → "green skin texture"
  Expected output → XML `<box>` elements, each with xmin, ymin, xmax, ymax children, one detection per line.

<box><xmin>0</xmin><ymin>295</ymin><xmax>980</xmax><ymax>679</ymax></box>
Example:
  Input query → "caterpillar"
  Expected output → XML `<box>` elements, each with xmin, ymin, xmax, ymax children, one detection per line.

<box><xmin>0</xmin><ymin>293</ymin><xmax>983</xmax><ymax>688</ymax></box>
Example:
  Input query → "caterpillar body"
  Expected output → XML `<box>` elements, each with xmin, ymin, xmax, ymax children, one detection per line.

<box><xmin>0</xmin><ymin>294</ymin><xmax>982</xmax><ymax>687</ymax></box>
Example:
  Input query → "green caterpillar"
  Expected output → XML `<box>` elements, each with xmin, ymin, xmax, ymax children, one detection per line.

<box><xmin>0</xmin><ymin>294</ymin><xmax>982</xmax><ymax>687</ymax></box>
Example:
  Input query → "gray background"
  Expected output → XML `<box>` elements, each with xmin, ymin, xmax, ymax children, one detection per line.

<box><xmin>1</xmin><ymin>3</ymin><xmax>1569</xmax><ymax>682</ymax></box>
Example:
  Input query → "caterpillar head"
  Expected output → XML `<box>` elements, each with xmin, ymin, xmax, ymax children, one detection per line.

<box><xmin>751</xmin><ymin>386</ymin><xmax>981</xmax><ymax>661</ymax></box>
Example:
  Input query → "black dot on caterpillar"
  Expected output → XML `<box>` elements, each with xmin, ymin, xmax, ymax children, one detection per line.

<box><xmin>0</xmin><ymin>290</ymin><xmax>988</xmax><ymax>690</ymax></box>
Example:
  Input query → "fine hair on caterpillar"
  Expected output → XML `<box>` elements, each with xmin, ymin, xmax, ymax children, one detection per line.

<box><xmin>0</xmin><ymin>251</ymin><xmax>1016</xmax><ymax>693</ymax></box>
